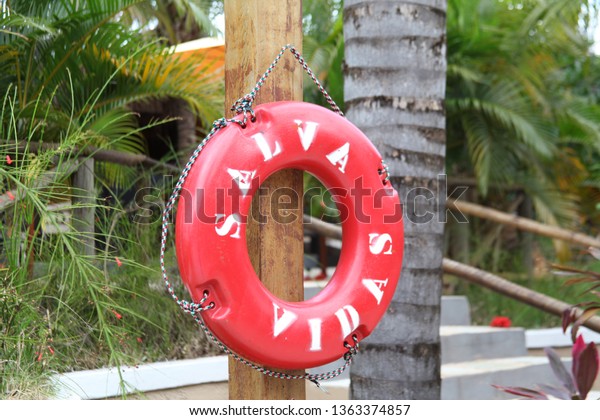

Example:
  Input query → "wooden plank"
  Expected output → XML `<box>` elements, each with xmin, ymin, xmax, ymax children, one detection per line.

<box><xmin>72</xmin><ymin>159</ymin><xmax>96</xmax><ymax>256</ymax></box>
<box><xmin>6</xmin><ymin>142</ymin><xmax>180</xmax><ymax>173</ymax></box>
<box><xmin>224</xmin><ymin>0</ymin><xmax>304</xmax><ymax>400</ymax></box>
<box><xmin>0</xmin><ymin>159</ymin><xmax>80</xmax><ymax>212</ymax></box>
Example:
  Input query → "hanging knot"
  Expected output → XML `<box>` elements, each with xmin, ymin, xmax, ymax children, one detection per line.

<box><xmin>343</xmin><ymin>334</ymin><xmax>360</xmax><ymax>361</ymax></box>
<box><xmin>230</xmin><ymin>94</ymin><xmax>256</xmax><ymax>128</ymax></box>
<box><xmin>179</xmin><ymin>291</ymin><xmax>214</xmax><ymax>315</ymax></box>
<box><xmin>378</xmin><ymin>160</ymin><xmax>390</xmax><ymax>185</ymax></box>
<box><xmin>231</xmin><ymin>94</ymin><xmax>254</xmax><ymax>114</ymax></box>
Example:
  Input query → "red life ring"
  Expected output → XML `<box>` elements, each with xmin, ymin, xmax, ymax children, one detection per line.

<box><xmin>175</xmin><ymin>101</ymin><xmax>403</xmax><ymax>369</ymax></box>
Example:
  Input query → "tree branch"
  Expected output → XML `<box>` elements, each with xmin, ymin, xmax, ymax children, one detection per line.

<box><xmin>447</xmin><ymin>199</ymin><xmax>600</xmax><ymax>249</ymax></box>
<box><xmin>302</xmin><ymin>214</ymin><xmax>600</xmax><ymax>334</ymax></box>
<box><xmin>7</xmin><ymin>142</ymin><xmax>180</xmax><ymax>174</ymax></box>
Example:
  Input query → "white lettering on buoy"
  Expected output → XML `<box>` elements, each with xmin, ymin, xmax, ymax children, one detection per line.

<box><xmin>362</xmin><ymin>278</ymin><xmax>389</xmax><ymax>305</ymax></box>
<box><xmin>368</xmin><ymin>233</ymin><xmax>393</xmax><ymax>255</ymax></box>
<box><xmin>326</xmin><ymin>142</ymin><xmax>350</xmax><ymax>173</ymax></box>
<box><xmin>214</xmin><ymin>214</ymin><xmax>242</xmax><ymax>239</ymax></box>
<box><xmin>226</xmin><ymin>168</ymin><xmax>256</xmax><ymax>196</ymax></box>
<box><xmin>294</xmin><ymin>120</ymin><xmax>319</xmax><ymax>151</ymax></box>
<box><xmin>335</xmin><ymin>305</ymin><xmax>360</xmax><ymax>338</ymax></box>
<box><xmin>273</xmin><ymin>303</ymin><xmax>298</xmax><ymax>337</ymax></box>
<box><xmin>308</xmin><ymin>318</ymin><xmax>322</xmax><ymax>351</ymax></box>
<box><xmin>251</xmin><ymin>132</ymin><xmax>281</xmax><ymax>162</ymax></box>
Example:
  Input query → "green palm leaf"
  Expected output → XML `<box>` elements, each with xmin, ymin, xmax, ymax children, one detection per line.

<box><xmin>1</xmin><ymin>0</ymin><xmax>222</xmax><ymax>188</ymax></box>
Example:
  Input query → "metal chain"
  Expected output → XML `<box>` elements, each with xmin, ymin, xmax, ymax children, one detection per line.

<box><xmin>159</xmin><ymin>45</ymin><xmax>357</xmax><ymax>387</ymax></box>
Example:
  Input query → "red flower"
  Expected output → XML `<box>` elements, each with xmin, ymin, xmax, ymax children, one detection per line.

<box><xmin>6</xmin><ymin>191</ymin><xmax>15</xmax><ymax>200</ymax></box>
<box><xmin>490</xmin><ymin>316</ymin><xmax>512</xmax><ymax>328</ymax></box>
<box><xmin>314</xmin><ymin>272</ymin><xmax>327</xmax><ymax>280</ymax></box>
<box><xmin>6</xmin><ymin>155</ymin><xmax>13</xmax><ymax>165</ymax></box>
<box><xmin>115</xmin><ymin>257</ymin><xmax>122</xmax><ymax>267</ymax></box>
<box><xmin>111</xmin><ymin>309</ymin><xmax>122</xmax><ymax>320</ymax></box>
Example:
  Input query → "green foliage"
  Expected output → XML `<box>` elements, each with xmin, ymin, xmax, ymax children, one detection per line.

<box><xmin>0</xmin><ymin>0</ymin><xmax>222</xmax><ymax>187</ymax></box>
<box><xmin>302</xmin><ymin>0</ymin><xmax>344</xmax><ymax>110</ymax></box>
<box><xmin>447</xmin><ymin>0</ymin><xmax>600</xmax><ymax>213</ymax></box>
<box><xmin>121</xmin><ymin>0</ymin><xmax>221</xmax><ymax>44</ymax></box>
<box><xmin>301</xmin><ymin>0</ymin><xmax>344</xmax><ymax>219</ymax></box>
<box><xmin>303</xmin><ymin>172</ymin><xmax>341</xmax><ymax>222</ymax></box>
<box><xmin>0</xmin><ymin>0</ymin><xmax>223</xmax><ymax>398</ymax></box>
<box><xmin>0</xmin><ymin>88</ymin><xmax>218</xmax><ymax>398</ymax></box>
<box><xmin>451</xmin><ymin>273</ymin><xmax>592</xmax><ymax>329</ymax></box>
<box><xmin>442</xmin><ymin>0</ymin><xmax>600</xmax><ymax>269</ymax></box>
<box><xmin>447</xmin><ymin>0</ymin><xmax>589</xmax><ymax>203</ymax></box>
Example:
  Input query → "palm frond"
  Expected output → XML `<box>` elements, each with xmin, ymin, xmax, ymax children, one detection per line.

<box><xmin>480</xmin><ymin>79</ymin><xmax>554</xmax><ymax>154</ymax></box>
<box><xmin>90</xmin><ymin>47</ymin><xmax>223</xmax><ymax>126</ymax></box>
<box><xmin>559</xmin><ymin>102</ymin><xmax>600</xmax><ymax>151</ymax></box>
<box><xmin>84</xmin><ymin>109</ymin><xmax>145</xmax><ymax>188</ymax></box>
<box><xmin>447</xmin><ymin>63</ymin><xmax>483</xmax><ymax>85</ymax></box>
<box><xmin>186</xmin><ymin>1</ymin><xmax>220</xmax><ymax>37</ymax></box>
<box><xmin>521</xmin><ymin>0</ymin><xmax>587</xmax><ymax>37</ymax></box>
<box><xmin>121</xmin><ymin>0</ymin><xmax>219</xmax><ymax>44</ymax></box>
<box><xmin>461</xmin><ymin>112</ymin><xmax>492</xmax><ymax>194</ymax></box>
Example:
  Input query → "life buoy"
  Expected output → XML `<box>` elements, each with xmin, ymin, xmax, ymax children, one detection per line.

<box><xmin>175</xmin><ymin>101</ymin><xmax>403</xmax><ymax>369</ymax></box>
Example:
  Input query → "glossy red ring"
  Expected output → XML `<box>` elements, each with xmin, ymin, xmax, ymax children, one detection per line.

<box><xmin>176</xmin><ymin>101</ymin><xmax>403</xmax><ymax>369</ymax></box>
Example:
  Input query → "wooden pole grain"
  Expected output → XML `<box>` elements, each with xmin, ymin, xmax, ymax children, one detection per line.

<box><xmin>224</xmin><ymin>0</ymin><xmax>304</xmax><ymax>400</ymax></box>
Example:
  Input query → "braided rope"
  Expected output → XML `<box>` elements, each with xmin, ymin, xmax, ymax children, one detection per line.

<box><xmin>232</xmin><ymin>44</ymin><xmax>344</xmax><ymax>117</ymax></box>
<box><xmin>159</xmin><ymin>45</ymin><xmax>357</xmax><ymax>386</ymax></box>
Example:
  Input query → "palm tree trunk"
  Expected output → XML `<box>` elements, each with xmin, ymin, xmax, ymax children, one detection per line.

<box><xmin>173</xmin><ymin>98</ymin><xmax>197</xmax><ymax>152</ymax></box>
<box><xmin>344</xmin><ymin>0</ymin><xmax>447</xmax><ymax>399</ymax></box>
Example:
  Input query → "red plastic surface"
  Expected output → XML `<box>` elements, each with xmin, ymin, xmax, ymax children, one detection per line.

<box><xmin>175</xmin><ymin>102</ymin><xmax>403</xmax><ymax>369</ymax></box>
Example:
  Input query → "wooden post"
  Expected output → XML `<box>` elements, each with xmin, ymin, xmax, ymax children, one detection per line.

<box><xmin>224</xmin><ymin>0</ymin><xmax>304</xmax><ymax>400</ymax></box>
<box><xmin>520</xmin><ymin>195</ymin><xmax>534</xmax><ymax>280</ymax></box>
<box><xmin>72</xmin><ymin>159</ymin><xmax>96</xmax><ymax>256</ymax></box>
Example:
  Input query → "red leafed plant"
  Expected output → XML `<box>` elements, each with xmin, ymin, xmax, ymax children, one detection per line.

<box><xmin>494</xmin><ymin>335</ymin><xmax>599</xmax><ymax>399</ymax></box>
<box><xmin>495</xmin><ymin>247</ymin><xmax>600</xmax><ymax>399</ymax></box>
<box><xmin>559</xmin><ymin>247</ymin><xmax>600</xmax><ymax>343</ymax></box>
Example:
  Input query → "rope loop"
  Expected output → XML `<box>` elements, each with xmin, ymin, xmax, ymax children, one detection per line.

<box><xmin>378</xmin><ymin>159</ymin><xmax>391</xmax><ymax>185</ymax></box>
<box><xmin>229</xmin><ymin>44</ymin><xmax>344</xmax><ymax>120</ymax></box>
<box><xmin>343</xmin><ymin>335</ymin><xmax>360</xmax><ymax>361</ymax></box>
<box><xmin>179</xmin><ymin>291</ymin><xmax>214</xmax><ymax>315</ymax></box>
<box><xmin>231</xmin><ymin>93</ymin><xmax>254</xmax><ymax>114</ymax></box>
